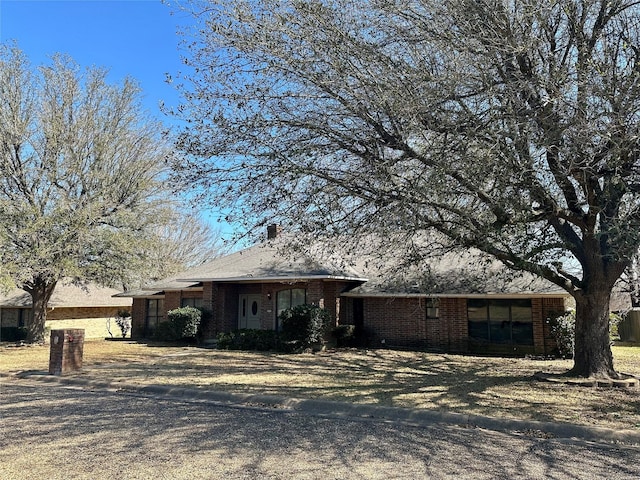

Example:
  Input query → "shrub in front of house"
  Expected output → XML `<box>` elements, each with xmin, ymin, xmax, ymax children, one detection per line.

<box><xmin>0</xmin><ymin>326</ymin><xmax>27</xmax><ymax>342</ymax></box>
<box><xmin>154</xmin><ymin>306</ymin><xmax>202</xmax><ymax>342</ymax></box>
<box><xmin>332</xmin><ymin>324</ymin><xmax>356</xmax><ymax>347</ymax></box>
<box><xmin>279</xmin><ymin>304</ymin><xmax>332</xmax><ymax>350</ymax></box>
<box><xmin>216</xmin><ymin>329</ymin><xmax>280</xmax><ymax>351</ymax></box>
<box><xmin>114</xmin><ymin>309</ymin><xmax>131</xmax><ymax>338</ymax></box>
<box><xmin>547</xmin><ymin>311</ymin><xmax>575</xmax><ymax>358</ymax></box>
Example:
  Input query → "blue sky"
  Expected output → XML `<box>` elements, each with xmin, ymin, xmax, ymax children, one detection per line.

<box><xmin>0</xmin><ymin>0</ymin><xmax>245</xmax><ymax>240</ymax></box>
<box><xmin>0</xmin><ymin>0</ymin><xmax>190</xmax><ymax>121</ymax></box>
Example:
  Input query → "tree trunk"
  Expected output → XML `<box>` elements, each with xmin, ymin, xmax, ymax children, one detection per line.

<box><xmin>24</xmin><ymin>277</ymin><xmax>57</xmax><ymax>344</ymax></box>
<box><xmin>570</xmin><ymin>288</ymin><xmax>617</xmax><ymax>378</ymax></box>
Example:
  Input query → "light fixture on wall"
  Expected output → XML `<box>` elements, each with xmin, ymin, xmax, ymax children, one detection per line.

<box><xmin>267</xmin><ymin>292</ymin><xmax>272</xmax><ymax>300</ymax></box>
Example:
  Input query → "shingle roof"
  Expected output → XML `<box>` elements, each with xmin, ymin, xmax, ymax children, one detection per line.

<box><xmin>120</xmin><ymin>235</ymin><xmax>366</xmax><ymax>296</ymax></box>
<box><xmin>118</xmin><ymin>232</ymin><xmax>567</xmax><ymax>299</ymax></box>
<box><xmin>343</xmin><ymin>248</ymin><xmax>567</xmax><ymax>297</ymax></box>
<box><xmin>0</xmin><ymin>282</ymin><xmax>132</xmax><ymax>308</ymax></box>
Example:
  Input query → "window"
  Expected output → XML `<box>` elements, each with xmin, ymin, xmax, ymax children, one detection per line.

<box><xmin>1</xmin><ymin>308</ymin><xmax>26</xmax><ymax>328</ymax></box>
<box><xmin>467</xmin><ymin>299</ymin><xmax>533</xmax><ymax>345</ymax></box>
<box><xmin>276</xmin><ymin>288</ymin><xmax>307</xmax><ymax>329</ymax></box>
<box><xmin>181</xmin><ymin>297</ymin><xmax>203</xmax><ymax>309</ymax></box>
<box><xmin>426</xmin><ymin>298</ymin><xmax>439</xmax><ymax>319</ymax></box>
<box><xmin>145</xmin><ymin>298</ymin><xmax>164</xmax><ymax>336</ymax></box>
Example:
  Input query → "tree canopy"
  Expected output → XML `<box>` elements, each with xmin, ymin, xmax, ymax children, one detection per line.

<box><xmin>0</xmin><ymin>44</ymin><xmax>174</xmax><ymax>342</ymax></box>
<box><xmin>171</xmin><ymin>0</ymin><xmax>640</xmax><ymax>378</ymax></box>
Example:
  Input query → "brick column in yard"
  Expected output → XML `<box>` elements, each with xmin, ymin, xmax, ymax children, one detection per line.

<box><xmin>49</xmin><ymin>329</ymin><xmax>85</xmax><ymax>375</ymax></box>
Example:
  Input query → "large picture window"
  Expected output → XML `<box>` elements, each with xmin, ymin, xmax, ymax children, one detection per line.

<box><xmin>276</xmin><ymin>288</ymin><xmax>307</xmax><ymax>329</ymax></box>
<box><xmin>467</xmin><ymin>299</ymin><xmax>533</xmax><ymax>345</ymax></box>
<box><xmin>145</xmin><ymin>298</ymin><xmax>164</xmax><ymax>337</ymax></box>
<box><xmin>277</xmin><ymin>288</ymin><xmax>307</xmax><ymax>315</ymax></box>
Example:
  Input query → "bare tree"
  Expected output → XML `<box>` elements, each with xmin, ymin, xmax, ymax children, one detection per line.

<box><xmin>0</xmin><ymin>45</ymin><xmax>171</xmax><ymax>342</ymax></box>
<box><xmin>171</xmin><ymin>0</ymin><xmax>640</xmax><ymax>378</ymax></box>
<box><xmin>143</xmin><ymin>210</ymin><xmax>227</xmax><ymax>283</ymax></box>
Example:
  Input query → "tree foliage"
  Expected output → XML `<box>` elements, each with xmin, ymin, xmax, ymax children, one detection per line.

<box><xmin>0</xmin><ymin>44</ymin><xmax>171</xmax><ymax>342</ymax></box>
<box><xmin>171</xmin><ymin>0</ymin><xmax>640</xmax><ymax>378</ymax></box>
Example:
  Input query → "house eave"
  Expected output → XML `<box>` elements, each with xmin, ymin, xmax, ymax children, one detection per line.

<box><xmin>177</xmin><ymin>275</ymin><xmax>368</xmax><ymax>284</ymax></box>
<box><xmin>341</xmin><ymin>292</ymin><xmax>570</xmax><ymax>299</ymax></box>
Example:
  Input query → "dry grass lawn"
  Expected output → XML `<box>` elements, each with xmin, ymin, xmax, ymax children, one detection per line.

<box><xmin>2</xmin><ymin>340</ymin><xmax>640</xmax><ymax>431</ymax></box>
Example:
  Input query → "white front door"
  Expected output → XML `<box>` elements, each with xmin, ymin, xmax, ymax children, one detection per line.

<box><xmin>238</xmin><ymin>294</ymin><xmax>262</xmax><ymax>329</ymax></box>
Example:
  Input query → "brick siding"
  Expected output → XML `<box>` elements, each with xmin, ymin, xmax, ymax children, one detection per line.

<box><xmin>342</xmin><ymin>295</ymin><xmax>566</xmax><ymax>355</ymax></box>
<box><xmin>131</xmin><ymin>298</ymin><xmax>146</xmax><ymax>337</ymax></box>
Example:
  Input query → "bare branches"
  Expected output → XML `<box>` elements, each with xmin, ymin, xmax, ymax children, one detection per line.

<box><xmin>171</xmin><ymin>0</ymin><xmax>640</xmax><ymax>296</ymax></box>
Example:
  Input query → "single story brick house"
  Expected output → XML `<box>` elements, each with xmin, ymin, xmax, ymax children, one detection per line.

<box><xmin>0</xmin><ymin>282</ymin><xmax>132</xmax><ymax>341</ymax></box>
<box><xmin>121</xmin><ymin>226</ymin><xmax>569</xmax><ymax>355</ymax></box>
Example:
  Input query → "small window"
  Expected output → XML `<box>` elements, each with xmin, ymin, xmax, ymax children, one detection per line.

<box><xmin>426</xmin><ymin>298</ymin><xmax>439</xmax><ymax>319</ymax></box>
<box><xmin>1</xmin><ymin>308</ymin><xmax>23</xmax><ymax>328</ymax></box>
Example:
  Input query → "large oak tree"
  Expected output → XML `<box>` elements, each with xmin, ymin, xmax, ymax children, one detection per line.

<box><xmin>171</xmin><ymin>0</ymin><xmax>640</xmax><ymax>378</ymax></box>
<box><xmin>0</xmin><ymin>45</ymin><xmax>173</xmax><ymax>343</ymax></box>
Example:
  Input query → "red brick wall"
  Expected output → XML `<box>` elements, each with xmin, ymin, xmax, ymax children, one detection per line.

<box><xmin>131</xmin><ymin>298</ymin><xmax>146</xmax><ymax>338</ymax></box>
<box><xmin>164</xmin><ymin>291</ymin><xmax>181</xmax><ymax>312</ymax></box>
<box><xmin>342</xmin><ymin>295</ymin><xmax>566</xmax><ymax>354</ymax></box>
<box><xmin>361</xmin><ymin>297</ymin><xmax>428</xmax><ymax>348</ymax></box>
<box><xmin>424</xmin><ymin>298</ymin><xmax>468</xmax><ymax>352</ymax></box>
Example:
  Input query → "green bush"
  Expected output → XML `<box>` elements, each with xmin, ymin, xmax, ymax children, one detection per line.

<box><xmin>609</xmin><ymin>312</ymin><xmax>623</xmax><ymax>340</ymax></box>
<box><xmin>0</xmin><ymin>326</ymin><xmax>27</xmax><ymax>342</ymax></box>
<box><xmin>216</xmin><ymin>329</ymin><xmax>280</xmax><ymax>351</ymax></box>
<box><xmin>279</xmin><ymin>304</ymin><xmax>332</xmax><ymax>349</ymax></box>
<box><xmin>547</xmin><ymin>311</ymin><xmax>575</xmax><ymax>358</ymax></box>
<box><xmin>332</xmin><ymin>324</ymin><xmax>356</xmax><ymax>347</ymax></box>
<box><xmin>154</xmin><ymin>306</ymin><xmax>202</xmax><ymax>341</ymax></box>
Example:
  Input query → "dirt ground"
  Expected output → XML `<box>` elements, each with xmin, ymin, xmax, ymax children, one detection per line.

<box><xmin>2</xmin><ymin>340</ymin><xmax>640</xmax><ymax>431</ymax></box>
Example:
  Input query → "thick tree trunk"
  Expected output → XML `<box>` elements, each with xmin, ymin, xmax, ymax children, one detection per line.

<box><xmin>24</xmin><ymin>278</ymin><xmax>57</xmax><ymax>344</ymax></box>
<box><xmin>570</xmin><ymin>288</ymin><xmax>617</xmax><ymax>379</ymax></box>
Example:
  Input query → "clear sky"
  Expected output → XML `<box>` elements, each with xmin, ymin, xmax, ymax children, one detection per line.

<box><xmin>0</xmin><ymin>0</ymin><xmax>190</xmax><ymax>121</ymax></box>
<box><xmin>0</xmin><ymin>0</ymin><xmax>244</xmax><ymax>239</ymax></box>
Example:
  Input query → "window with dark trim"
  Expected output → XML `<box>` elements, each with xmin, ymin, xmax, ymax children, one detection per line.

<box><xmin>426</xmin><ymin>298</ymin><xmax>439</xmax><ymax>319</ymax></box>
<box><xmin>146</xmin><ymin>298</ymin><xmax>164</xmax><ymax>336</ymax></box>
<box><xmin>276</xmin><ymin>288</ymin><xmax>307</xmax><ymax>329</ymax></box>
<box><xmin>467</xmin><ymin>299</ymin><xmax>533</xmax><ymax>345</ymax></box>
<box><xmin>0</xmin><ymin>308</ymin><xmax>27</xmax><ymax>328</ymax></box>
<box><xmin>181</xmin><ymin>297</ymin><xmax>203</xmax><ymax>309</ymax></box>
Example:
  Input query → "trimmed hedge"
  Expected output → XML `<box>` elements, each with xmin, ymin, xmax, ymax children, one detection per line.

<box><xmin>154</xmin><ymin>306</ymin><xmax>202</xmax><ymax>342</ymax></box>
<box><xmin>0</xmin><ymin>327</ymin><xmax>27</xmax><ymax>342</ymax></box>
<box><xmin>216</xmin><ymin>329</ymin><xmax>280</xmax><ymax>351</ymax></box>
<box><xmin>279</xmin><ymin>304</ymin><xmax>331</xmax><ymax>348</ymax></box>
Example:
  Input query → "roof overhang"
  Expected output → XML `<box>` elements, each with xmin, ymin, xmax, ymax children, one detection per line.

<box><xmin>178</xmin><ymin>275</ymin><xmax>368</xmax><ymax>284</ymax></box>
<box><xmin>341</xmin><ymin>292</ymin><xmax>570</xmax><ymax>299</ymax></box>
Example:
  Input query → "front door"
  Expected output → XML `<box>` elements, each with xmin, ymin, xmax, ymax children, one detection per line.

<box><xmin>238</xmin><ymin>294</ymin><xmax>261</xmax><ymax>329</ymax></box>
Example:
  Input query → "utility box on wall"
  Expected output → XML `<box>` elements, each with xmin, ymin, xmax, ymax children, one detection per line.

<box><xmin>49</xmin><ymin>329</ymin><xmax>85</xmax><ymax>375</ymax></box>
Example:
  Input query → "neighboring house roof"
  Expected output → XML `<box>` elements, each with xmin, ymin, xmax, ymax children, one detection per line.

<box><xmin>0</xmin><ymin>282</ymin><xmax>132</xmax><ymax>308</ymax></box>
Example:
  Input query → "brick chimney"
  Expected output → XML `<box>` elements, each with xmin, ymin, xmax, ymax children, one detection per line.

<box><xmin>267</xmin><ymin>224</ymin><xmax>283</xmax><ymax>239</ymax></box>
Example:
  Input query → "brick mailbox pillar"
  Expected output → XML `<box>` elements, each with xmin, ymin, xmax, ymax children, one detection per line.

<box><xmin>49</xmin><ymin>329</ymin><xmax>85</xmax><ymax>375</ymax></box>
